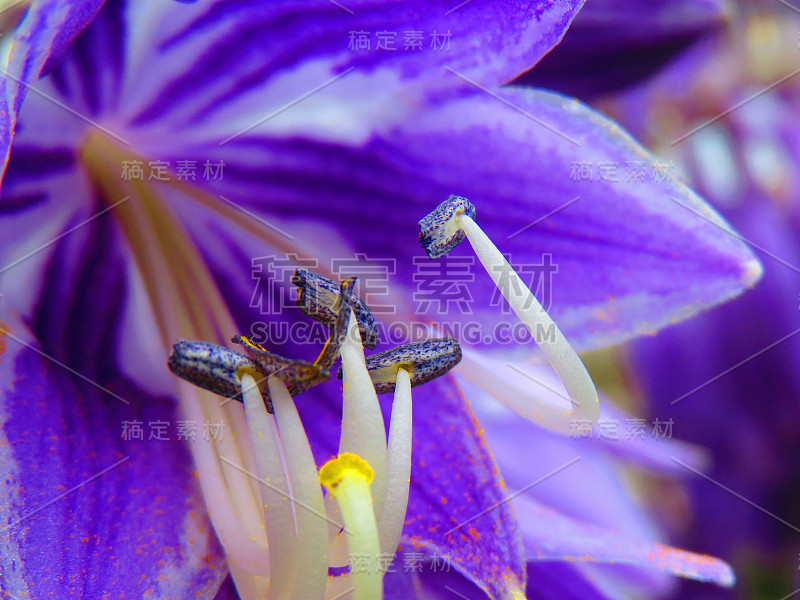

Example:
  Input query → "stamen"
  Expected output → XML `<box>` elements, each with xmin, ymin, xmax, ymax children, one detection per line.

<box><xmin>293</xmin><ymin>268</ymin><xmax>380</xmax><ymax>349</ymax></box>
<box><xmin>232</xmin><ymin>335</ymin><xmax>329</xmax><ymax>405</ymax></box>
<box><xmin>169</xmin><ymin>340</ymin><xmax>263</xmax><ymax>404</ymax></box>
<box><xmin>419</xmin><ymin>195</ymin><xmax>600</xmax><ymax>432</ymax></box>
<box><xmin>339</xmin><ymin>311</ymin><xmax>388</xmax><ymax>518</ymax></box>
<box><xmin>319</xmin><ymin>453</ymin><xmax>382</xmax><ymax>600</ymax></box>
<box><xmin>378</xmin><ymin>367</ymin><xmax>412</xmax><ymax>561</ymax></box>
<box><xmin>268</xmin><ymin>376</ymin><xmax>329</xmax><ymax>600</ymax></box>
<box><xmin>240</xmin><ymin>374</ymin><xmax>296</xmax><ymax>597</ymax></box>
<box><xmin>337</xmin><ymin>337</ymin><xmax>462</xmax><ymax>394</ymax></box>
<box><xmin>176</xmin><ymin>381</ymin><xmax>271</xmax><ymax>576</ymax></box>
<box><xmin>311</xmin><ymin>278</ymin><xmax>358</xmax><ymax>372</ymax></box>
<box><xmin>418</xmin><ymin>195</ymin><xmax>476</xmax><ymax>259</ymax></box>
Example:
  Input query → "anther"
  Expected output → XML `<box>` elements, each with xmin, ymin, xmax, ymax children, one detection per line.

<box><xmin>168</xmin><ymin>340</ymin><xmax>262</xmax><ymax>404</ymax></box>
<box><xmin>337</xmin><ymin>337</ymin><xmax>462</xmax><ymax>394</ymax></box>
<box><xmin>293</xmin><ymin>268</ymin><xmax>379</xmax><ymax>349</ymax></box>
<box><xmin>418</xmin><ymin>194</ymin><xmax>476</xmax><ymax>259</ymax></box>
<box><xmin>168</xmin><ymin>279</ymin><xmax>357</xmax><ymax>413</ymax></box>
<box><xmin>231</xmin><ymin>335</ymin><xmax>329</xmax><ymax>396</ymax></box>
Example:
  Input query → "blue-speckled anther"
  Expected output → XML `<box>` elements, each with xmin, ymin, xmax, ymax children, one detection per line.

<box><xmin>232</xmin><ymin>335</ymin><xmax>329</xmax><ymax>396</ymax></box>
<box><xmin>337</xmin><ymin>337</ymin><xmax>462</xmax><ymax>394</ymax></box>
<box><xmin>418</xmin><ymin>195</ymin><xmax>476</xmax><ymax>259</ymax></box>
<box><xmin>293</xmin><ymin>268</ymin><xmax>379</xmax><ymax>349</ymax></box>
<box><xmin>168</xmin><ymin>340</ymin><xmax>267</xmax><ymax>407</ymax></box>
<box><xmin>169</xmin><ymin>277</ymin><xmax>361</xmax><ymax>412</ymax></box>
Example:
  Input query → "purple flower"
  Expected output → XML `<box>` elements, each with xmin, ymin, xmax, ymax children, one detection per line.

<box><xmin>0</xmin><ymin>1</ymin><xmax>758</xmax><ymax>599</ymax></box>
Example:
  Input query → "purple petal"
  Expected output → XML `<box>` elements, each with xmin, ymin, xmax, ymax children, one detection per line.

<box><xmin>119</xmin><ymin>0</ymin><xmax>583</xmax><ymax>129</ymax></box>
<box><xmin>515</xmin><ymin>495</ymin><xmax>735</xmax><ymax>587</ymax></box>
<box><xmin>462</xmin><ymin>366</ymin><xmax>728</xmax><ymax>596</ymax></box>
<box><xmin>456</xmin><ymin>348</ymin><xmax>709</xmax><ymax>475</ymax></box>
<box><xmin>516</xmin><ymin>0</ymin><xmax>730</xmax><ymax>98</ymax></box>
<box><xmin>630</xmin><ymin>198</ymin><xmax>800</xmax><ymax>561</ymax></box>
<box><xmin>194</xmin><ymin>87</ymin><xmax>761</xmax><ymax>353</ymax></box>
<box><xmin>0</xmin><ymin>325</ymin><xmax>226</xmax><ymax>598</ymax></box>
<box><xmin>0</xmin><ymin>0</ymin><xmax>105</xmax><ymax>180</ymax></box>
<box><xmin>395</xmin><ymin>375</ymin><xmax>526</xmax><ymax>600</ymax></box>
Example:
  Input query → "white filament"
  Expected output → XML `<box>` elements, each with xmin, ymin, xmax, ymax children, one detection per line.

<box><xmin>176</xmin><ymin>381</ymin><xmax>271</xmax><ymax>576</ymax></box>
<box><xmin>339</xmin><ymin>310</ymin><xmax>388</xmax><ymax>516</ymax></box>
<box><xmin>457</xmin><ymin>346</ymin><xmax>581</xmax><ymax>434</ymax></box>
<box><xmin>268</xmin><ymin>376</ymin><xmax>329</xmax><ymax>600</ymax></box>
<box><xmin>378</xmin><ymin>367</ymin><xmax>412</xmax><ymax>561</ymax></box>
<box><xmin>458</xmin><ymin>214</ymin><xmax>600</xmax><ymax>433</ymax></box>
<box><xmin>240</xmin><ymin>374</ymin><xmax>296</xmax><ymax>599</ymax></box>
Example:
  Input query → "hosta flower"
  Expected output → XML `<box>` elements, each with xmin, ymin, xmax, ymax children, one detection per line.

<box><xmin>0</xmin><ymin>1</ymin><xmax>762</xmax><ymax>599</ymax></box>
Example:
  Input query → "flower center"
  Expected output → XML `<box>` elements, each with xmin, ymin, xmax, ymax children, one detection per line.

<box><xmin>77</xmin><ymin>131</ymin><xmax>434</xmax><ymax>600</ymax></box>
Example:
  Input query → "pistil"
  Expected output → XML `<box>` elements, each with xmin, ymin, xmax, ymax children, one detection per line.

<box><xmin>319</xmin><ymin>453</ymin><xmax>382</xmax><ymax>600</ymax></box>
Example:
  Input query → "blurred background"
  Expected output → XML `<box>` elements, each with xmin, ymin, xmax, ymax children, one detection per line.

<box><xmin>533</xmin><ymin>1</ymin><xmax>800</xmax><ymax>598</ymax></box>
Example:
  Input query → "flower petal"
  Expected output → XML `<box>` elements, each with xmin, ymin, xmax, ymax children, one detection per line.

<box><xmin>515</xmin><ymin>0</ymin><xmax>730</xmax><ymax>98</ymax></box>
<box><xmin>630</xmin><ymin>198</ymin><xmax>800</xmax><ymax>560</ymax></box>
<box><xmin>0</xmin><ymin>0</ymin><xmax>105</xmax><ymax>180</ymax></box>
<box><xmin>0</xmin><ymin>323</ymin><xmax>226</xmax><ymax>598</ymax></box>
<box><xmin>515</xmin><ymin>494</ymin><xmax>735</xmax><ymax>587</ymax></box>
<box><xmin>117</xmin><ymin>0</ymin><xmax>583</xmax><ymax>136</ymax></box>
<box><xmin>196</xmin><ymin>87</ymin><xmax>761</xmax><ymax>352</ymax></box>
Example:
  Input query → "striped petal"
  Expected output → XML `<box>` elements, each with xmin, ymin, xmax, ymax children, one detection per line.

<box><xmin>0</xmin><ymin>0</ymin><xmax>105</xmax><ymax>180</ymax></box>
<box><xmin>0</xmin><ymin>323</ymin><xmax>226</xmax><ymax>598</ymax></box>
<box><xmin>189</xmin><ymin>87</ymin><xmax>762</xmax><ymax>352</ymax></box>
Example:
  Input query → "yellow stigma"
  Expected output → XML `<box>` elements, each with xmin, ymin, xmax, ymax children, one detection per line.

<box><xmin>318</xmin><ymin>453</ymin><xmax>382</xmax><ymax>600</ymax></box>
<box><xmin>319</xmin><ymin>452</ymin><xmax>374</xmax><ymax>491</ymax></box>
